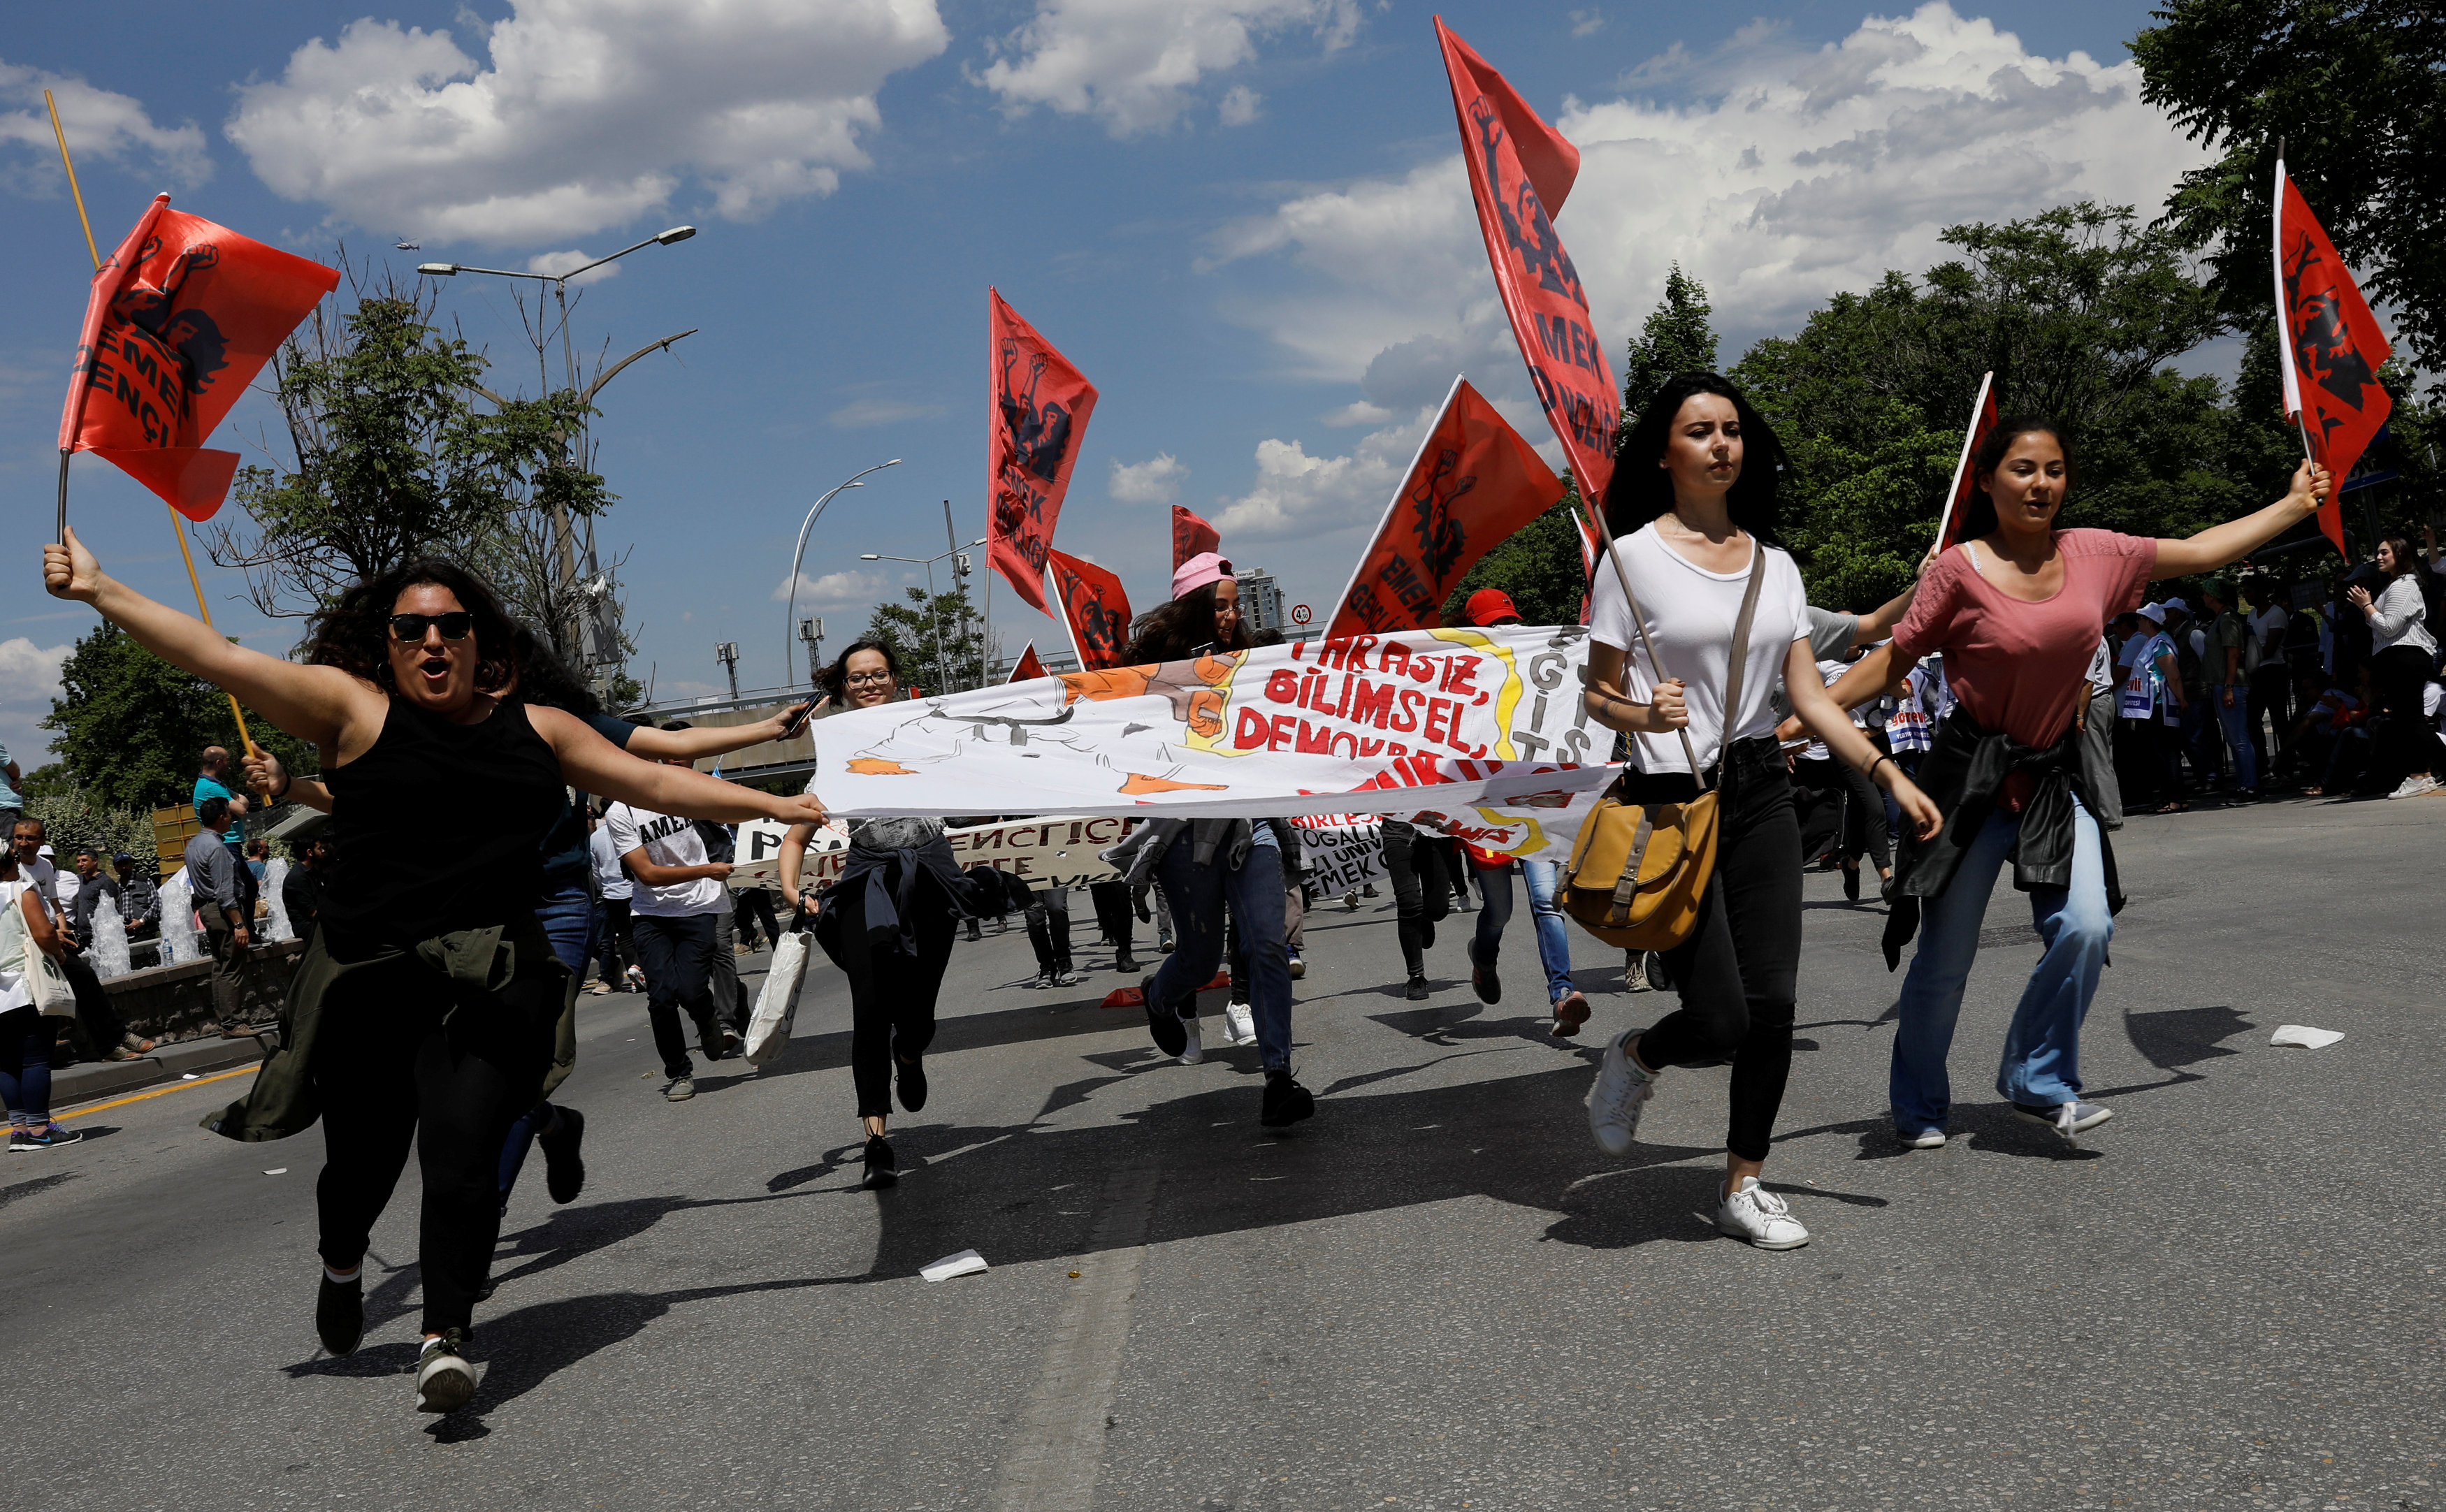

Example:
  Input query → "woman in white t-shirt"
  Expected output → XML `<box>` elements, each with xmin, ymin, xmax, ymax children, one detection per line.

<box><xmin>0</xmin><ymin>850</ymin><xmax>77</xmax><ymax>1151</ymax></box>
<box><xmin>1581</xmin><ymin>372</ymin><xmax>1939</xmax><ymax>1251</ymax></box>
<box><xmin>2346</xmin><ymin>537</ymin><xmax>2444</xmax><ymax>798</ymax></box>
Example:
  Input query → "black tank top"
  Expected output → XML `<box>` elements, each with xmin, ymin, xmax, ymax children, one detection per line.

<box><xmin>319</xmin><ymin>697</ymin><xmax>566</xmax><ymax>945</ymax></box>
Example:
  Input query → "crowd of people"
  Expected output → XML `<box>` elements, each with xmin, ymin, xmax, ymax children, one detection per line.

<box><xmin>13</xmin><ymin>358</ymin><xmax>2357</xmax><ymax>1415</ymax></box>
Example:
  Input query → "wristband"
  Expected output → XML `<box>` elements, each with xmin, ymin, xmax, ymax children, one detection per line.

<box><xmin>1868</xmin><ymin>754</ymin><xmax>1895</xmax><ymax>781</ymax></box>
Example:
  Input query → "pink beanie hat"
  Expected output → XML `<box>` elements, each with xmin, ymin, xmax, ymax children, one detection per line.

<box><xmin>1171</xmin><ymin>552</ymin><xmax>1234</xmax><ymax>600</ymax></box>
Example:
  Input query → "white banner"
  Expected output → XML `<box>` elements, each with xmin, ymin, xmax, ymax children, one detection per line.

<box><xmin>1291</xmin><ymin>814</ymin><xmax>1384</xmax><ymax>889</ymax></box>
<box><xmin>804</xmin><ymin>625</ymin><xmax>1614</xmax><ymax>846</ymax></box>
<box><xmin>730</xmin><ymin>815</ymin><xmax>1127</xmax><ymax>895</ymax></box>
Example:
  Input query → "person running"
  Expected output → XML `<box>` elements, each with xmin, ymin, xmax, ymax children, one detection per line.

<box><xmin>1111</xmin><ymin>554</ymin><xmax>1311</xmax><ymax>1127</ymax></box>
<box><xmin>0</xmin><ymin>840</ymin><xmax>78</xmax><ymax>1150</ymax></box>
<box><xmin>1579</xmin><ymin>372</ymin><xmax>1941</xmax><ymax>1251</ymax></box>
<box><xmin>1374</xmin><ymin>817</ymin><xmax>1449</xmax><ymax>1001</ymax></box>
<box><xmin>2349</xmin><ymin>538</ymin><xmax>2443</xmax><ymax>800</ymax></box>
<box><xmin>607</xmin><ymin>778</ymin><xmax>743</xmax><ymax>1100</ymax></box>
<box><xmin>778</xmin><ymin>639</ymin><xmax>975</xmax><ymax>1190</ymax></box>
<box><xmin>50</xmin><ymin>534</ymin><xmax>827</xmax><ymax>1414</ymax></box>
<box><xmin>1826</xmin><ymin>422</ymin><xmax>2331</xmax><ymax>1149</ymax></box>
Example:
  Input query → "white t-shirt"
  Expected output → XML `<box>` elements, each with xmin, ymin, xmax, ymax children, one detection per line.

<box><xmin>0</xmin><ymin>878</ymin><xmax>33</xmax><ymax>1010</ymax></box>
<box><xmin>2248</xmin><ymin>605</ymin><xmax>2287</xmax><ymax>668</ymax></box>
<box><xmin>1587</xmin><ymin>525</ymin><xmax>1810</xmax><ymax>775</ymax></box>
<box><xmin>602</xmin><ymin>804</ymin><xmax>725</xmax><ymax>917</ymax></box>
<box><xmin>588</xmin><ymin>826</ymin><xmax>633</xmax><ymax>902</ymax></box>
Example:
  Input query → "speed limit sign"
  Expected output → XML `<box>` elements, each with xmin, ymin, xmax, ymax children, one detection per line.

<box><xmin>1290</xmin><ymin>604</ymin><xmax>1312</xmax><ymax>625</ymax></box>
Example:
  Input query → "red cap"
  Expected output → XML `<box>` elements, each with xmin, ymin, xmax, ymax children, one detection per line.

<box><xmin>1464</xmin><ymin>588</ymin><xmax>1521</xmax><ymax>627</ymax></box>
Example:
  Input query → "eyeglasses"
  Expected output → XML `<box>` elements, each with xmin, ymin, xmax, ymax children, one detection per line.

<box><xmin>844</xmin><ymin>671</ymin><xmax>894</xmax><ymax>686</ymax></box>
<box><xmin>389</xmin><ymin>612</ymin><xmax>474</xmax><ymax>643</ymax></box>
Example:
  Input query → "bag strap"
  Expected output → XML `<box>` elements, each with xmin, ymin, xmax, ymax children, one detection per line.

<box><xmin>1710</xmin><ymin>544</ymin><xmax>1769</xmax><ymax>791</ymax></box>
<box><xmin>1586</xmin><ymin>523</ymin><xmax>1705</xmax><ymax>777</ymax></box>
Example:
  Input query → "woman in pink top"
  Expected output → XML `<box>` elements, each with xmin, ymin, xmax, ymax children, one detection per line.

<box><xmin>1830</xmin><ymin>419</ymin><xmax>2329</xmax><ymax>1149</ymax></box>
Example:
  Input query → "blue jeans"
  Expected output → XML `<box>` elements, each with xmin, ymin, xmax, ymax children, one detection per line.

<box><xmin>500</xmin><ymin>883</ymin><xmax>594</xmax><ymax>1198</ymax></box>
<box><xmin>1890</xmin><ymin>796</ymin><xmax>2111</xmax><ymax>1133</ymax></box>
<box><xmin>1470</xmin><ymin>859</ymin><xmax>1575</xmax><ymax>1004</ymax></box>
<box><xmin>1150</xmin><ymin>838</ymin><xmax>1293</xmax><ymax>1072</ymax></box>
<box><xmin>0</xmin><ymin>1005</ymin><xmax>52</xmax><ymax>1124</ymax></box>
<box><xmin>2210</xmin><ymin>688</ymin><xmax>2258</xmax><ymax>790</ymax></box>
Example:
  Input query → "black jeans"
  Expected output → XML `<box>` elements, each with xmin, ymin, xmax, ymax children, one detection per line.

<box><xmin>734</xmin><ymin>888</ymin><xmax>780</xmax><ymax>952</ymax></box>
<box><xmin>1025</xmin><ymin>886</ymin><xmax>1073</xmax><ymax>973</ymax></box>
<box><xmin>1378</xmin><ymin>820</ymin><xmax>1450</xmax><ymax>979</ymax></box>
<box><xmin>311</xmin><ymin>941</ymin><xmax>555</xmax><ymax>1336</ymax></box>
<box><xmin>1837</xmin><ymin>758</ymin><xmax>1890</xmax><ymax>872</ymax></box>
<box><xmin>593</xmin><ymin>897</ymin><xmax>632</xmax><ymax>984</ymax></box>
<box><xmin>815</xmin><ymin>873</ymin><xmax>955</xmax><ymax>1120</ymax></box>
<box><xmin>630</xmin><ymin>912</ymin><xmax>721</xmax><ymax>1077</ymax></box>
<box><xmin>2371</xmin><ymin>644</ymin><xmax>2439</xmax><ymax>791</ymax></box>
<box><xmin>2247</xmin><ymin>664</ymin><xmax>2291</xmax><ymax>776</ymax></box>
<box><xmin>1089</xmin><ymin>881</ymin><xmax>1134</xmax><ymax>957</ymax></box>
<box><xmin>1625</xmin><ymin>743</ymin><xmax>1802</xmax><ymax>1163</ymax></box>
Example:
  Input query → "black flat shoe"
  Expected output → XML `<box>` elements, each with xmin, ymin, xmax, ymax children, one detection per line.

<box><xmin>539</xmin><ymin>1106</ymin><xmax>586</xmax><ymax>1205</ymax></box>
<box><xmin>1141</xmin><ymin>975</ymin><xmax>1187</xmax><ymax>1056</ymax></box>
<box><xmin>862</xmin><ymin>1134</ymin><xmax>899</xmax><ymax>1189</ymax></box>
<box><xmin>1260</xmin><ymin>1071</ymin><xmax>1315</xmax><ymax>1128</ymax></box>
<box><xmin>1842</xmin><ymin>864</ymin><xmax>1860</xmax><ymax>903</ymax></box>
<box><xmin>316</xmin><ymin>1274</ymin><xmax>363</xmax><ymax>1358</ymax></box>
<box><xmin>897</xmin><ymin>1054</ymin><xmax>928</xmax><ymax>1113</ymax></box>
<box><xmin>1405</xmin><ymin>975</ymin><xmax>1430</xmax><ymax>1001</ymax></box>
<box><xmin>1469</xmin><ymin>944</ymin><xmax>1500</xmax><ymax>1005</ymax></box>
<box><xmin>1115</xmin><ymin>953</ymin><xmax>1140</xmax><ymax>975</ymax></box>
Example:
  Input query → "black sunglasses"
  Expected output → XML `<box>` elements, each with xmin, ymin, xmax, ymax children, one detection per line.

<box><xmin>389</xmin><ymin>612</ymin><xmax>475</xmax><ymax>643</ymax></box>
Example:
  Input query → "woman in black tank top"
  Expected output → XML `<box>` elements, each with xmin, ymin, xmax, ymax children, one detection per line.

<box><xmin>44</xmin><ymin>533</ymin><xmax>827</xmax><ymax>1416</ymax></box>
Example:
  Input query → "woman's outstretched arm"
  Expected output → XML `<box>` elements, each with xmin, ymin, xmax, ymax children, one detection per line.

<box><xmin>530</xmin><ymin>706</ymin><xmax>827</xmax><ymax>827</ymax></box>
<box><xmin>44</xmin><ymin>527</ymin><xmax>373</xmax><ymax>753</ymax></box>
<box><xmin>2153</xmin><ymin>460</ymin><xmax>2332</xmax><ymax>579</ymax></box>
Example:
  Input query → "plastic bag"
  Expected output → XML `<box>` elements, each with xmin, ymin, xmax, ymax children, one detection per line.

<box><xmin>745</xmin><ymin>928</ymin><xmax>811</xmax><ymax>1066</ymax></box>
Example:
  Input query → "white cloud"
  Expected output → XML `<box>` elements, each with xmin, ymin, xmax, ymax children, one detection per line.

<box><xmin>1208</xmin><ymin>3</ymin><xmax>2214</xmax><ymax>395</ymax></box>
<box><xmin>0</xmin><ymin>636</ymin><xmax>73</xmax><ymax>769</ymax></box>
<box><xmin>1571</xmin><ymin>10</ymin><xmax>1606</xmax><ymax>39</ymax></box>
<box><xmin>1109</xmin><ymin>451</ymin><xmax>1187</xmax><ymax>504</ymax></box>
<box><xmin>1211</xmin><ymin>412</ymin><xmax>1424</xmax><ymax>542</ymax></box>
<box><xmin>772</xmin><ymin>568</ymin><xmax>888</xmax><ymax>609</ymax></box>
<box><xmin>828</xmin><ymin>397</ymin><xmax>948</xmax><ymax>428</ymax></box>
<box><xmin>1218</xmin><ymin>86</ymin><xmax>1263</xmax><ymax>127</ymax></box>
<box><xmin>977</xmin><ymin>0</ymin><xmax>1357</xmax><ymax>137</ymax></box>
<box><xmin>227</xmin><ymin>0</ymin><xmax>950</xmax><ymax>245</ymax></box>
<box><xmin>0</xmin><ymin>61</ymin><xmax>210</xmax><ymax>197</ymax></box>
<box><xmin>524</xmin><ymin>249</ymin><xmax>621</xmax><ymax>286</ymax></box>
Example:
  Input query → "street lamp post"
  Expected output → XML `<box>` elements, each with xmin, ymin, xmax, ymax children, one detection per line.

<box><xmin>788</xmin><ymin>460</ymin><xmax>902</xmax><ymax>692</ymax></box>
<box><xmin>862</xmin><ymin>538</ymin><xmax>985</xmax><ymax>692</ymax></box>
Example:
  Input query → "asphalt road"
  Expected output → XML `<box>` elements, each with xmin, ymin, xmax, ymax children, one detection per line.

<box><xmin>6</xmin><ymin>796</ymin><xmax>2442</xmax><ymax>1511</ymax></box>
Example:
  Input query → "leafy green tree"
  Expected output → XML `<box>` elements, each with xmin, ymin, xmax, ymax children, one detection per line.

<box><xmin>2135</xmin><ymin>0</ymin><xmax>2446</xmax><ymax>383</ymax></box>
<box><xmin>867</xmin><ymin>583</ymin><xmax>990</xmax><ymax>696</ymax></box>
<box><xmin>23</xmin><ymin>787</ymin><xmax>156</xmax><ymax>870</ymax></box>
<box><xmin>1619</xmin><ymin>263</ymin><xmax>1720</xmax><ymax>433</ymax></box>
<box><xmin>38</xmin><ymin>623</ymin><xmax>316</xmax><ymax>813</ymax></box>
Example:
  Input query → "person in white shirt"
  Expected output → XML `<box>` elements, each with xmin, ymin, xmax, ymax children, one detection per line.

<box><xmin>2243</xmin><ymin>579</ymin><xmax>2292</xmax><ymax>778</ymax></box>
<box><xmin>586</xmin><ymin>813</ymin><xmax>638</xmax><ymax>996</ymax></box>
<box><xmin>604</xmin><ymin>788</ymin><xmax>739</xmax><ymax>1099</ymax></box>
<box><xmin>2347</xmin><ymin>537</ymin><xmax>2445</xmax><ymax>799</ymax></box>
<box><xmin>1578</xmin><ymin>371</ymin><xmax>1939</xmax><ymax>1251</ymax></box>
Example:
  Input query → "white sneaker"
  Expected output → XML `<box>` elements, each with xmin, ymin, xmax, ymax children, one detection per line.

<box><xmin>2389</xmin><ymin>774</ymin><xmax>2443</xmax><ymax>799</ymax></box>
<box><xmin>1901</xmin><ymin>1128</ymin><xmax>1947</xmax><ymax>1149</ymax></box>
<box><xmin>2013</xmin><ymin>1100</ymin><xmax>2112</xmax><ymax>1144</ymax></box>
<box><xmin>1715</xmin><ymin>1177</ymin><xmax>1810</xmax><ymax>1249</ymax></box>
<box><xmin>1178</xmin><ymin>1011</ymin><xmax>1204</xmax><ymax>1065</ymax></box>
<box><xmin>1224</xmin><ymin>1001</ymin><xmax>1256</xmax><ymax>1046</ymax></box>
<box><xmin>1586</xmin><ymin>1031</ymin><xmax>1655</xmax><ymax>1156</ymax></box>
<box><xmin>414</xmin><ymin>1331</ymin><xmax>477</xmax><ymax>1413</ymax></box>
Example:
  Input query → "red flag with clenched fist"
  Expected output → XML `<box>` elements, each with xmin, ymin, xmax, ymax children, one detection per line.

<box><xmin>2274</xmin><ymin>159</ymin><xmax>2391</xmax><ymax>556</ymax></box>
<box><xmin>59</xmin><ymin>194</ymin><xmax>339</xmax><ymax>521</ymax></box>
<box><xmin>988</xmin><ymin>289</ymin><xmax>1098</xmax><ymax>614</ymax></box>
<box><xmin>1171</xmin><ymin>505</ymin><xmax>1220</xmax><ymax>574</ymax></box>
<box><xmin>1436</xmin><ymin>18</ymin><xmax>1615</xmax><ymax>503</ymax></box>
<box><xmin>1326</xmin><ymin>377</ymin><xmax>1560</xmax><ymax>638</ymax></box>
<box><xmin>1007</xmin><ymin>641</ymin><xmax>1048</xmax><ymax>684</ymax></box>
<box><xmin>1048</xmin><ymin>549</ymin><xmax>1133</xmax><ymax>672</ymax></box>
<box><xmin>1932</xmin><ymin>372</ymin><xmax>1998</xmax><ymax>555</ymax></box>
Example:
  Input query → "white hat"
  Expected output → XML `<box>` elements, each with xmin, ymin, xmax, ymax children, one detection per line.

<box><xmin>2158</xmin><ymin>596</ymin><xmax>2191</xmax><ymax>617</ymax></box>
<box><xmin>2136</xmin><ymin>604</ymin><xmax>2167</xmax><ymax>625</ymax></box>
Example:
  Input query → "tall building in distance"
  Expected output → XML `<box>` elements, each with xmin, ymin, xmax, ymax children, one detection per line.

<box><xmin>1239</xmin><ymin>567</ymin><xmax>1284</xmax><ymax>636</ymax></box>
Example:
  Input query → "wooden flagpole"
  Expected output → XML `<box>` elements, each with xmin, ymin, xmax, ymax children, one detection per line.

<box><xmin>45</xmin><ymin>91</ymin><xmax>263</xmax><ymax>768</ymax></box>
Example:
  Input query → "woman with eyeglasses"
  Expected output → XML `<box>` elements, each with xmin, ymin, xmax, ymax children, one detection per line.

<box><xmin>777</xmin><ymin>640</ymin><xmax>978</xmax><ymax>1191</ymax></box>
<box><xmin>45</xmin><ymin>529</ymin><xmax>826</xmax><ymax>1416</ymax></box>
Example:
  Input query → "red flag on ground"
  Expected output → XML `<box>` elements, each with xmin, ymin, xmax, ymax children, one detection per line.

<box><xmin>2274</xmin><ymin>159</ymin><xmax>2391</xmax><ymax>557</ymax></box>
<box><xmin>1007</xmin><ymin>641</ymin><xmax>1048</xmax><ymax>683</ymax></box>
<box><xmin>988</xmin><ymin>289</ymin><xmax>1098</xmax><ymax>614</ymax></box>
<box><xmin>1047</xmin><ymin>549</ymin><xmax>1134</xmax><ymax>672</ymax></box>
<box><xmin>58</xmin><ymin>194</ymin><xmax>339</xmax><ymax>521</ymax></box>
<box><xmin>1326</xmin><ymin>377</ymin><xmax>1561</xmax><ymax>637</ymax></box>
<box><xmin>1932</xmin><ymin>371</ymin><xmax>1999</xmax><ymax>555</ymax></box>
<box><xmin>1171</xmin><ymin>505</ymin><xmax>1220</xmax><ymax>574</ymax></box>
<box><xmin>1436</xmin><ymin>18</ymin><xmax>1615</xmax><ymax>504</ymax></box>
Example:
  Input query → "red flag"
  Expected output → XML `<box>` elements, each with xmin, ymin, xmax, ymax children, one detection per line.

<box><xmin>59</xmin><ymin>194</ymin><xmax>339</xmax><ymax>521</ymax></box>
<box><xmin>1436</xmin><ymin>19</ymin><xmax>1615</xmax><ymax>503</ymax></box>
<box><xmin>1326</xmin><ymin>377</ymin><xmax>1561</xmax><ymax>637</ymax></box>
<box><xmin>1007</xmin><ymin>641</ymin><xmax>1048</xmax><ymax>684</ymax></box>
<box><xmin>2274</xmin><ymin>160</ymin><xmax>2391</xmax><ymax>557</ymax></box>
<box><xmin>1572</xmin><ymin>502</ymin><xmax>1600</xmax><ymax>625</ymax></box>
<box><xmin>1171</xmin><ymin>505</ymin><xmax>1220</xmax><ymax>574</ymax></box>
<box><xmin>1932</xmin><ymin>371</ymin><xmax>1999</xmax><ymax>555</ymax></box>
<box><xmin>1047</xmin><ymin>549</ymin><xmax>1134</xmax><ymax>672</ymax></box>
<box><xmin>988</xmin><ymin>289</ymin><xmax>1098</xmax><ymax>614</ymax></box>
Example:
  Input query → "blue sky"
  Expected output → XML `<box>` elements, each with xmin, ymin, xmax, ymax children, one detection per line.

<box><xmin>1</xmin><ymin>0</ymin><xmax>2199</xmax><ymax>764</ymax></box>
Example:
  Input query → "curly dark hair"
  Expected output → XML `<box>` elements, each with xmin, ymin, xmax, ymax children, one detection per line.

<box><xmin>1954</xmin><ymin>417</ymin><xmax>2073</xmax><ymax>544</ymax></box>
<box><xmin>1127</xmin><ymin>579</ymin><xmax>1251</xmax><ymax>663</ymax></box>
<box><xmin>505</xmin><ymin>620</ymin><xmax>602</xmax><ymax>715</ymax></box>
<box><xmin>1604</xmin><ymin>372</ymin><xmax>1788</xmax><ymax>544</ymax></box>
<box><xmin>818</xmin><ymin>638</ymin><xmax>903</xmax><ymax>700</ymax></box>
<box><xmin>303</xmin><ymin>557</ymin><xmax>521</xmax><ymax>695</ymax></box>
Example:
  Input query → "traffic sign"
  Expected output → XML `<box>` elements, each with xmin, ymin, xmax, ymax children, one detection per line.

<box><xmin>1290</xmin><ymin>604</ymin><xmax>1312</xmax><ymax>625</ymax></box>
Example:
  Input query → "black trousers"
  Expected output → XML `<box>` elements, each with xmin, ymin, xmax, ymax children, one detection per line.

<box><xmin>1089</xmin><ymin>881</ymin><xmax>1134</xmax><ymax>955</ymax></box>
<box><xmin>1625</xmin><ymin>746</ymin><xmax>1802</xmax><ymax>1163</ymax></box>
<box><xmin>1378</xmin><ymin>820</ymin><xmax>1450</xmax><ymax>979</ymax></box>
<box><xmin>2247</xmin><ymin>664</ymin><xmax>2291</xmax><ymax>776</ymax></box>
<box><xmin>593</xmin><ymin>897</ymin><xmax>632</xmax><ymax>984</ymax></box>
<box><xmin>1836</xmin><ymin>759</ymin><xmax>1890</xmax><ymax>871</ymax></box>
<box><xmin>201</xmin><ymin>913</ymin><xmax>254</xmax><ymax>1027</ymax></box>
<box><xmin>2371</xmin><ymin>644</ymin><xmax>2440</xmax><ymax>791</ymax></box>
<box><xmin>816</xmin><ymin>875</ymin><xmax>955</xmax><ymax>1120</ymax></box>
<box><xmin>310</xmin><ymin>938</ymin><xmax>555</xmax><ymax>1336</ymax></box>
<box><xmin>57</xmin><ymin>948</ymin><xmax>126</xmax><ymax>1059</ymax></box>
<box><xmin>631</xmin><ymin>912</ymin><xmax>721</xmax><ymax>1077</ymax></box>
<box><xmin>1025</xmin><ymin>886</ymin><xmax>1073</xmax><ymax>972</ymax></box>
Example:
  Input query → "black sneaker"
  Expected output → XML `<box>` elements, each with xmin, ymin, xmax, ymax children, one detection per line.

<box><xmin>1842</xmin><ymin>864</ymin><xmax>1860</xmax><ymax>903</ymax></box>
<box><xmin>1260</xmin><ymin>1071</ymin><xmax>1315</xmax><ymax>1128</ymax></box>
<box><xmin>1141</xmin><ymin>975</ymin><xmax>1187</xmax><ymax>1056</ymax></box>
<box><xmin>316</xmin><ymin>1273</ymin><xmax>364</xmax><ymax>1357</ymax></box>
<box><xmin>14</xmin><ymin>1123</ymin><xmax>82</xmax><ymax>1151</ymax></box>
<box><xmin>539</xmin><ymin>1106</ymin><xmax>586</xmax><ymax>1205</ymax></box>
<box><xmin>897</xmin><ymin>1054</ymin><xmax>928</xmax><ymax>1113</ymax></box>
<box><xmin>862</xmin><ymin>1134</ymin><xmax>899</xmax><ymax>1189</ymax></box>
<box><xmin>414</xmin><ymin>1329</ymin><xmax>476</xmax><ymax>1413</ymax></box>
<box><xmin>1405</xmin><ymin>975</ymin><xmax>1430</xmax><ymax>1001</ymax></box>
<box><xmin>695</xmin><ymin>1017</ymin><xmax>725</xmax><ymax>1061</ymax></box>
<box><xmin>1115</xmin><ymin>952</ymin><xmax>1140</xmax><ymax>975</ymax></box>
<box><xmin>1469</xmin><ymin>943</ymin><xmax>1501</xmax><ymax>1005</ymax></box>
<box><xmin>1419</xmin><ymin>919</ymin><xmax>1437</xmax><ymax>951</ymax></box>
